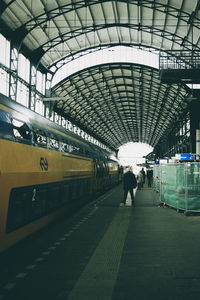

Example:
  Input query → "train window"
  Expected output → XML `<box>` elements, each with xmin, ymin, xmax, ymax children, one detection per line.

<box><xmin>6</xmin><ymin>189</ymin><xmax>32</xmax><ymax>233</ymax></box>
<box><xmin>46</xmin><ymin>185</ymin><xmax>60</xmax><ymax>211</ymax></box>
<box><xmin>48</xmin><ymin>133</ymin><xmax>59</xmax><ymax>150</ymax></box>
<box><xmin>69</xmin><ymin>183</ymin><xmax>76</xmax><ymax>200</ymax></box>
<box><xmin>95</xmin><ymin>161</ymin><xmax>101</xmax><ymax>177</ymax></box>
<box><xmin>31</xmin><ymin>188</ymin><xmax>46</xmax><ymax>219</ymax></box>
<box><xmin>60</xmin><ymin>139</ymin><xmax>69</xmax><ymax>152</ymax></box>
<box><xmin>33</xmin><ymin>127</ymin><xmax>47</xmax><ymax>146</ymax></box>
<box><xmin>80</xmin><ymin>146</ymin><xmax>85</xmax><ymax>155</ymax></box>
<box><xmin>78</xmin><ymin>145</ymin><xmax>84</xmax><ymax>155</ymax></box>
<box><xmin>61</xmin><ymin>183</ymin><xmax>70</xmax><ymax>203</ymax></box>
<box><xmin>60</xmin><ymin>139</ymin><xmax>80</xmax><ymax>154</ymax></box>
<box><xmin>66</xmin><ymin>141</ymin><xmax>75</xmax><ymax>153</ymax></box>
<box><xmin>12</xmin><ymin>119</ymin><xmax>31</xmax><ymax>140</ymax></box>
<box><xmin>102</xmin><ymin>162</ymin><xmax>107</xmax><ymax>175</ymax></box>
<box><xmin>6</xmin><ymin>182</ymin><xmax>73</xmax><ymax>233</ymax></box>
<box><xmin>85</xmin><ymin>147</ymin><xmax>91</xmax><ymax>157</ymax></box>
<box><xmin>71</xmin><ymin>141</ymin><xmax>80</xmax><ymax>154</ymax></box>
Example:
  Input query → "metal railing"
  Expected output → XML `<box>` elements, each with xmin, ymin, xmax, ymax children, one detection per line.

<box><xmin>159</xmin><ymin>50</ymin><xmax>200</xmax><ymax>70</ymax></box>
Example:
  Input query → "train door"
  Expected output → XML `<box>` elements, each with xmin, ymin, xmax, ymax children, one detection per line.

<box><xmin>93</xmin><ymin>159</ymin><xmax>107</xmax><ymax>194</ymax></box>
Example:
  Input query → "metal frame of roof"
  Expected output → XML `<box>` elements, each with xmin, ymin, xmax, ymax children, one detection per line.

<box><xmin>0</xmin><ymin>0</ymin><xmax>199</xmax><ymax>151</ymax></box>
<box><xmin>53</xmin><ymin>63</ymin><xmax>188</xmax><ymax>149</ymax></box>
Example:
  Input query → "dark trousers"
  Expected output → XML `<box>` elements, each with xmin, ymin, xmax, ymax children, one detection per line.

<box><xmin>147</xmin><ymin>178</ymin><xmax>152</xmax><ymax>187</ymax></box>
<box><xmin>122</xmin><ymin>188</ymin><xmax>134</xmax><ymax>204</ymax></box>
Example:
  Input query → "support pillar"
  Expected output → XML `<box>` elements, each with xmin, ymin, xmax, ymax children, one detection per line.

<box><xmin>29</xmin><ymin>64</ymin><xmax>37</xmax><ymax>111</ymax></box>
<box><xmin>189</xmin><ymin>99</ymin><xmax>200</xmax><ymax>154</ymax></box>
<box><xmin>9</xmin><ymin>46</ymin><xmax>18</xmax><ymax>101</ymax></box>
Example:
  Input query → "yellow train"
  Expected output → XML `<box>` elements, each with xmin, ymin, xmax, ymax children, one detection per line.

<box><xmin>0</xmin><ymin>93</ymin><xmax>120</xmax><ymax>253</ymax></box>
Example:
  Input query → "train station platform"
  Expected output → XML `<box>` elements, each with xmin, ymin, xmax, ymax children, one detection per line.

<box><xmin>1</xmin><ymin>183</ymin><xmax>200</xmax><ymax>300</ymax></box>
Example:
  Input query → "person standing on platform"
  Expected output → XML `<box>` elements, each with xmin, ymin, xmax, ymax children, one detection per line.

<box><xmin>146</xmin><ymin>168</ymin><xmax>153</xmax><ymax>187</ymax></box>
<box><xmin>120</xmin><ymin>166</ymin><xmax>137</xmax><ymax>206</ymax></box>
<box><xmin>141</xmin><ymin>168</ymin><xmax>145</xmax><ymax>187</ymax></box>
<box><xmin>136</xmin><ymin>171</ymin><xmax>143</xmax><ymax>189</ymax></box>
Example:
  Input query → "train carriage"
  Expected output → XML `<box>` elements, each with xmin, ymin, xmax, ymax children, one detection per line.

<box><xmin>0</xmin><ymin>93</ymin><xmax>119</xmax><ymax>252</ymax></box>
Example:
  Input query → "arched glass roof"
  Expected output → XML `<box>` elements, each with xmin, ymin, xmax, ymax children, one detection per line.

<box><xmin>52</xmin><ymin>63</ymin><xmax>188</xmax><ymax>149</ymax></box>
<box><xmin>51</xmin><ymin>46</ymin><xmax>159</xmax><ymax>86</ymax></box>
<box><xmin>0</xmin><ymin>0</ymin><xmax>199</xmax><ymax>151</ymax></box>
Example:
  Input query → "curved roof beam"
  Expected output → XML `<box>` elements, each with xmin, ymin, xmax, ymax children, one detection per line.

<box><xmin>9</xmin><ymin>0</ymin><xmax>200</xmax><ymax>42</ymax></box>
<box><xmin>52</xmin><ymin>62</ymin><xmax>189</xmax><ymax>149</ymax></box>
<box><xmin>2</xmin><ymin>0</ymin><xmax>199</xmax><ymax>68</ymax></box>
<box><xmin>52</xmin><ymin>46</ymin><xmax>159</xmax><ymax>87</ymax></box>
<box><xmin>31</xmin><ymin>22</ymin><xmax>198</xmax><ymax>66</ymax></box>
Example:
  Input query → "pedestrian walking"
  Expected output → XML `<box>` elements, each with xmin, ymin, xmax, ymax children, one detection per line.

<box><xmin>120</xmin><ymin>166</ymin><xmax>137</xmax><ymax>206</ymax></box>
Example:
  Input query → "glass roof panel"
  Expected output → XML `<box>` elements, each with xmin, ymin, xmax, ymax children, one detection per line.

<box><xmin>51</xmin><ymin>46</ymin><xmax>159</xmax><ymax>86</ymax></box>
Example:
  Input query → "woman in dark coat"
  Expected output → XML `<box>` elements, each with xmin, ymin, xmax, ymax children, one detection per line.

<box><xmin>120</xmin><ymin>167</ymin><xmax>137</xmax><ymax>206</ymax></box>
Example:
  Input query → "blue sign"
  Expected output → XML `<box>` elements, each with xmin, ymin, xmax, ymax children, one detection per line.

<box><xmin>175</xmin><ymin>153</ymin><xmax>195</xmax><ymax>161</ymax></box>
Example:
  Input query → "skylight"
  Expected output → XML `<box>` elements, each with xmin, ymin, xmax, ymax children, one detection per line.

<box><xmin>51</xmin><ymin>46</ymin><xmax>159</xmax><ymax>87</ymax></box>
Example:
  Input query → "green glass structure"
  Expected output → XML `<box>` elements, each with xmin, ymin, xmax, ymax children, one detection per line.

<box><xmin>153</xmin><ymin>163</ymin><xmax>200</xmax><ymax>214</ymax></box>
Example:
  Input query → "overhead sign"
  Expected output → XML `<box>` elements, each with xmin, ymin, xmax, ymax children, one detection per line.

<box><xmin>175</xmin><ymin>153</ymin><xmax>195</xmax><ymax>161</ymax></box>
